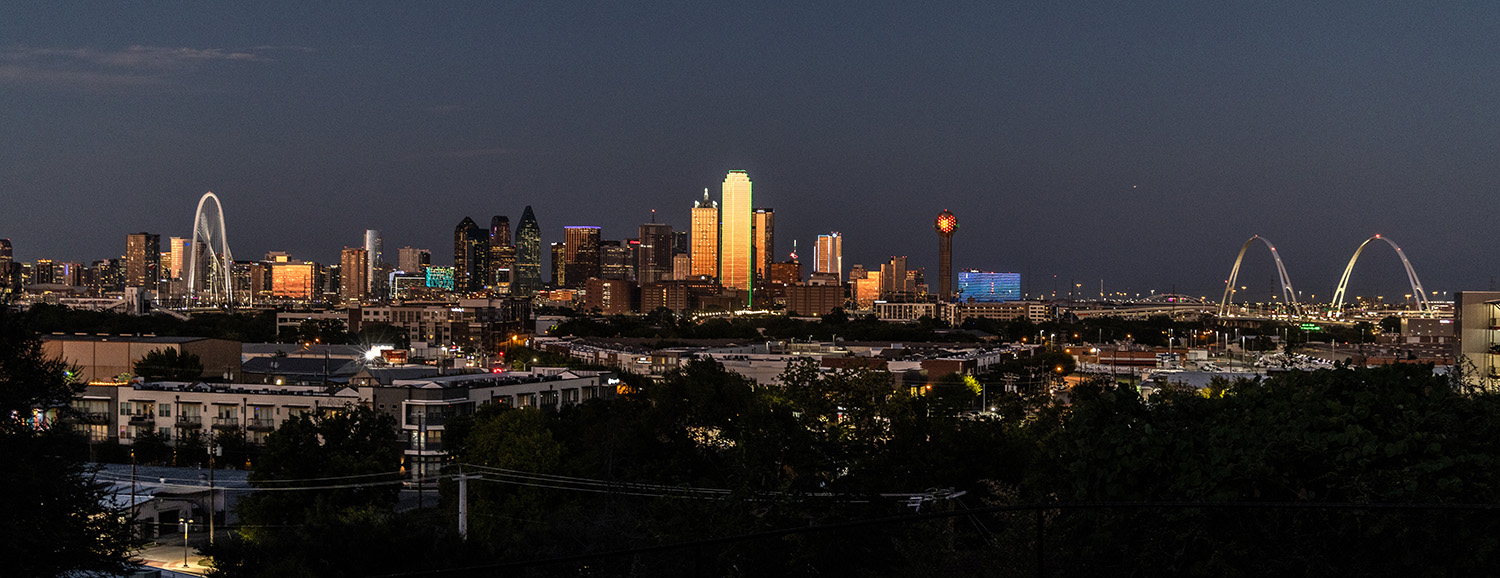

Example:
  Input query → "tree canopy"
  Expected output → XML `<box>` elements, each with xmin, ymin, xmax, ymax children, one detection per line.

<box><xmin>0</xmin><ymin>308</ymin><xmax>138</xmax><ymax>577</ymax></box>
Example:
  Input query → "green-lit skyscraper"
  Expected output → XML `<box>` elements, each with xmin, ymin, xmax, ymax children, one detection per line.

<box><xmin>514</xmin><ymin>206</ymin><xmax>542</xmax><ymax>295</ymax></box>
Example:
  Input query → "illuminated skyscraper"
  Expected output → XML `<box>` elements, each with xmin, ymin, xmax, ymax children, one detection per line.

<box><xmin>514</xmin><ymin>206</ymin><xmax>542</xmax><ymax>295</ymax></box>
<box><xmin>814</xmin><ymin>233</ymin><xmax>842</xmax><ymax>283</ymax></box>
<box><xmin>168</xmin><ymin>237</ymin><xmax>190</xmax><ymax>280</ymax></box>
<box><xmin>453</xmin><ymin>217</ymin><xmax>486</xmax><ymax>293</ymax></box>
<box><xmin>934</xmin><ymin>210</ymin><xmax>957</xmax><ymax>300</ymax></box>
<box><xmin>752</xmin><ymin>208</ymin><xmax>774</xmax><ymax>282</ymax></box>
<box><xmin>719</xmin><ymin>171</ymin><xmax>752</xmax><ymax>294</ymax></box>
<box><xmin>563</xmin><ymin>226</ymin><xmax>601</xmax><ymax>288</ymax></box>
<box><xmin>638</xmin><ymin>222</ymin><xmax>674</xmax><ymax>284</ymax></box>
<box><xmin>125</xmin><ymin>232</ymin><xmax>161</xmax><ymax>288</ymax></box>
<box><xmin>489</xmin><ymin>215</ymin><xmax>516</xmax><ymax>291</ymax></box>
<box><xmin>365</xmin><ymin>229</ymin><xmax>383</xmax><ymax>298</ymax></box>
<box><xmin>340</xmin><ymin>247</ymin><xmax>369</xmax><ymax>302</ymax></box>
<box><xmin>690</xmin><ymin>189</ymin><xmax>719</xmax><ymax>278</ymax></box>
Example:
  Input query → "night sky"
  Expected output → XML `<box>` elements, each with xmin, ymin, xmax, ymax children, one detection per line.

<box><xmin>4</xmin><ymin>3</ymin><xmax>1498</xmax><ymax>302</ymax></box>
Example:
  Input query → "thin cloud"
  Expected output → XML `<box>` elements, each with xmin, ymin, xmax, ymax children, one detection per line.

<box><xmin>410</xmin><ymin>147</ymin><xmax>517</xmax><ymax>160</ymax></box>
<box><xmin>0</xmin><ymin>45</ymin><xmax>272</xmax><ymax>90</ymax></box>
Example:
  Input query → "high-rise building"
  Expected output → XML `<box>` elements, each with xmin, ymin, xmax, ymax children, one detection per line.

<box><xmin>488</xmin><ymin>216</ymin><xmax>516</xmax><ymax>292</ymax></box>
<box><xmin>168</xmin><ymin>237</ymin><xmax>191</xmax><ymax>280</ymax></box>
<box><xmin>934</xmin><ymin>210</ymin><xmax>957</xmax><ymax>301</ymax></box>
<box><xmin>599</xmin><ymin>240</ymin><xmax>633</xmax><ymax>281</ymax></box>
<box><xmin>549</xmin><ymin>242</ymin><xmax>566</xmax><ymax>287</ymax></box>
<box><xmin>271</xmin><ymin>261</ymin><xmax>317</xmax><ymax>300</ymax></box>
<box><xmin>768</xmin><ymin>261</ymin><xmax>803</xmax><ymax>286</ymax></box>
<box><xmin>563</xmin><ymin>226</ymin><xmax>602</xmax><ymax>288</ymax></box>
<box><xmin>752</xmin><ymin>208</ymin><xmax>774</xmax><ymax>283</ymax></box>
<box><xmin>720</xmin><ymin>171</ymin><xmax>753</xmax><ymax>296</ymax></box>
<box><xmin>453</xmin><ymin>217</ymin><xmax>486</xmax><ymax>293</ymax></box>
<box><xmin>514</xmin><ymin>206</ymin><xmax>542</xmax><ymax>295</ymax></box>
<box><xmin>638</xmin><ymin>223</ymin><xmax>674</xmax><ymax>284</ymax></box>
<box><xmin>365</xmin><ymin>229</ymin><xmax>383</xmax><ymax>297</ymax></box>
<box><xmin>672</xmin><ymin>230</ymin><xmax>689</xmax><ymax>256</ymax></box>
<box><xmin>125</xmin><ymin>233</ymin><xmax>161</xmax><ymax>288</ymax></box>
<box><xmin>0</xmin><ymin>239</ymin><xmax>14</xmax><ymax>293</ymax></box>
<box><xmin>957</xmin><ymin>270</ymin><xmax>1021</xmax><ymax>302</ymax></box>
<box><xmin>397</xmin><ymin>247</ymin><xmax>430</xmax><ymax>275</ymax></box>
<box><xmin>879</xmin><ymin>256</ymin><xmax>910</xmax><ymax>299</ymax></box>
<box><xmin>672</xmin><ymin>254</ymin><xmax>692</xmax><ymax>281</ymax></box>
<box><xmin>341</xmin><ymin>247</ymin><xmax>370</xmax><ymax>302</ymax></box>
<box><xmin>815</xmin><ymin>233</ymin><xmax>842</xmax><ymax>283</ymax></box>
<box><xmin>690</xmin><ymin>189</ymin><xmax>719</xmax><ymax>278</ymax></box>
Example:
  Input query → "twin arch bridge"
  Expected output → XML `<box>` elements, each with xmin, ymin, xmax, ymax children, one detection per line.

<box><xmin>1219</xmin><ymin>234</ymin><xmax>1434</xmax><ymax>319</ymax></box>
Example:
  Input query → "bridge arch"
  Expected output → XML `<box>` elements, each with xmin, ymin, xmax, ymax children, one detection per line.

<box><xmin>1219</xmin><ymin>235</ymin><xmax>1299</xmax><ymax>316</ymax></box>
<box><xmin>187</xmin><ymin>192</ymin><xmax>234</xmax><ymax>306</ymax></box>
<box><xmin>1330</xmin><ymin>235</ymin><xmax>1429</xmax><ymax>313</ymax></box>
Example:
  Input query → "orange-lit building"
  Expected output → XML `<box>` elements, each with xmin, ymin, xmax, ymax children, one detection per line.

<box><xmin>690</xmin><ymin>190</ymin><xmax>718</xmax><ymax>278</ymax></box>
<box><xmin>719</xmin><ymin>170</ymin><xmax>752</xmax><ymax>294</ymax></box>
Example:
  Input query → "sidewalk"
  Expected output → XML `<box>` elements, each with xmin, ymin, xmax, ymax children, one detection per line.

<box><xmin>137</xmin><ymin>535</ymin><xmax>210</xmax><ymax>576</ymax></box>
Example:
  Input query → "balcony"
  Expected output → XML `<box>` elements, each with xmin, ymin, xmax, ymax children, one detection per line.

<box><xmin>246</xmin><ymin>417</ymin><xmax>276</xmax><ymax>431</ymax></box>
<box><xmin>72</xmin><ymin>411</ymin><xmax>109</xmax><ymax>425</ymax></box>
<box><xmin>126</xmin><ymin>412</ymin><xmax>156</xmax><ymax>426</ymax></box>
<box><xmin>176</xmin><ymin>415</ymin><xmax>203</xmax><ymax>428</ymax></box>
<box><xmin>211</xmin><ymin>417</ymin><xmax>240</xmax><ymax>430</ymax></box>
<box><xmin>406</xmin><ymin>440</ymin><xmax>444</xmax><ymax>453</ymax></box>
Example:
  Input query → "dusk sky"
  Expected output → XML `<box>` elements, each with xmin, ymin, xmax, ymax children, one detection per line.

<box><xmin>4</xmin><ymin>3</ymin><xmax>1498</xmax><ymax>302</ymax></box>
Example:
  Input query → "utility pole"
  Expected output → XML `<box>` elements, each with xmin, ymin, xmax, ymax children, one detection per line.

<box><xmin>417</xmin><ymin>411</ymin><xmax>426</xmax><ymax>510</ymax></box>
<box><xmin>130</xmin><ymin>449</ymin><xmax>137</xmax><ymax>537</ymax></box>
<box><xmin>208</xmin><ymin>439</ymin><xmax>216</xmax><ymax>545</ymax></box>
<box><xmin>457</xmin><ymin>466</ymin><xmax>478</xmax><ymax>539</ymax></box>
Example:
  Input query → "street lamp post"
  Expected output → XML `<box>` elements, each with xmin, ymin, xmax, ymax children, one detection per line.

<box><xmin>182</xmin><ymin>518</ymin><xmax>192</xmax><ymax>568</ymax></box>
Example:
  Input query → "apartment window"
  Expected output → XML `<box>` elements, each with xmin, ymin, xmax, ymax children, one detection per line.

<box><xmin>120</xmin><ymin>402</ymin><xmax>133</xmax><ymax>416</ymax></box>
<box><xmin>159</xmin><ymin>427</ymin><xmax>172</xmax><ymax>440</ymax></box>
<box><xmin>159</xmin><ymin>405</ymin><xmax>171</xmax><ymax>418</ymax></box>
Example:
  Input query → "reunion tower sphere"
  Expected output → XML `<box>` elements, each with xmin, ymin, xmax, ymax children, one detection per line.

<box><xmin>935</xmin><ymin>210</ymin><xmax>957</xmax><ymax>300</ymax></box>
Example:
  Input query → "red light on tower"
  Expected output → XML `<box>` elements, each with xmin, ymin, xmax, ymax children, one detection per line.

<box><xmin>935</xmin><ymin>210</ymin><xmax>957</xmax><ymax>301</ymax></box>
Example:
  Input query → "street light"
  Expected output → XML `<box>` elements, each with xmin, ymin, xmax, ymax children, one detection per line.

<box><xmin>182</xmin><ymin>517</ymin><xmax>193</xmax><ymax>569</ymax></box>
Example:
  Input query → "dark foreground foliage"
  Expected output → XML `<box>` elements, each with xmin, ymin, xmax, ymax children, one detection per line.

<box><xmin>208</xmin><ymin>360</ymin><xmax>1500</xmax><ymax>577</ymax></box>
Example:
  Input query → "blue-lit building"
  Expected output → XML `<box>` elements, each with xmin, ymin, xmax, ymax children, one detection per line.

<box><xmin>426</xmin><ymin>266</ymin><xmax>456</xmax><ymax>291</ymax></box>
<box><xmin>957</xmin><ymin>270</ymin><xmax>1020</xmax><ymax>302</ymax></box>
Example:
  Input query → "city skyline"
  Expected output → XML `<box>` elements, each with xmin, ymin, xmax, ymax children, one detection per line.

<box><xmin>4</xmin><ymin>4</ymin><xmax>1498</xmax><ymax>299</ymax></box>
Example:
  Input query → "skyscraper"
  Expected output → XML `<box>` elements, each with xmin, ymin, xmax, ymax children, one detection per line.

<box><xmin>549</xmin><ymin>242</ymin><xmax>566</xmax><ymax>287</ymax></box>
<box><xmin>168</xmin><ymin>237</ymin><xmax>191</xmax><ymax>280</ymax></box>
<box><xmin>489</xmin><ymin>216</ymin><xmax>516</xmax><ymax>292</ymax></box>
<box><xmin>125</xmin><ymin>233</ymin><xmax>161</xmax><ymax>288</ymax></box>
<box><xmin>341</xmin><ymin>247</ymin><xmax>369</xmax><ymax>302</ymax></box>
<box><xmin>719</xmin><ymin>170</ymin><xmax>752</xmax><ymax>294</ymax></box>
<box><xmin>453</xmin><ymin>217</ymin><xmax>486</xmax><ymax>293</ymax></box>
<box><xmin>752</xmin><ymin>208</ymin><xmax>774</xmax><ymax>283</ymax></box>
<box><xmin>0</xmin><ymin>239</ymin><xmax>13</xmax><ymax>292</ymax></box>
<box><xmin>638</xmin><ymin>223</ymin><xmax>674</xmax><ymax>284</ymax></box>
<box><xmin>397</xmin><ymin>247</ymin><xmax>430</xmax><ymax>275</ymax></box>
<box><xmin>563</xmin><ymin>226</ymin><xmax>601</xmax><ymax>288</ymax></box>
<box><xmin>690</xmin><ymin>189</ymin><xmax>719</xmax><ymax>278</ymax></box>
<box><xmin>815</xmin><ymin>232</ymin><xmax>842</xmax><ymax>283</ymax></box>
<box><xmin>514</xmin><ymin>206</ymin><xmax>542</xmax><ymax>295</ymax></box>
<box><xmin>365</xmin><ymin>229</ymin><xmax>383</xmax><ymax>297</ymax></box>
<box><xmin>935</xmin><ymin>210</ymin><xmax>957</xmax><ymax>301</ymax></box>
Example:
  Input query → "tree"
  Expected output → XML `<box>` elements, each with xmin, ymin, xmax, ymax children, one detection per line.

<box><xmin>206</xmin><ymin>405</ymin><xmax>403</xmax><ymax>578</ymax></box>
<box><xmin>0</xmin><ymin>308</ymin><xmax>138</xmax><ymax>577</ymax></box>
<box><xmin>133</xmin><ymin>347</ymin><xmax>204</xmax><ymax>381</ymax></box>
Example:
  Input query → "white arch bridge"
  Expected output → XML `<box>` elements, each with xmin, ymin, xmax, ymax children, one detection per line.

<box><xmin>1218</xmin><ymin>234</ymin><xmax>1434</xmax><ymax>317</ymax></box>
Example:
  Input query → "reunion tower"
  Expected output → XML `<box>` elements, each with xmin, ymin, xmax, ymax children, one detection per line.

<box><xmin>935</xmin><ymin>209</ymin><xmax>957</xmax><ymax>300</ymax></box>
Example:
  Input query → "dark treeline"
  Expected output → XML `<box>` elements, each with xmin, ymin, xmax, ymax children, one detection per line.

<box><xmin>206</xmin><ymin>360</ymin><xmax>1500</xmax><ymax>577</ymax></box>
